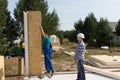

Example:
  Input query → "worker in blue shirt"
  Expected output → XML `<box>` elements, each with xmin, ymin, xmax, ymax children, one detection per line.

<box><xmin>74</xmin><ymin>33</ymin><xmax>86</xmax><ymax>80</ymax></box>
<box><xmin>40</xmin><ymin>26</ymin><xmax>54</xmax><ymax>78</ymax></box>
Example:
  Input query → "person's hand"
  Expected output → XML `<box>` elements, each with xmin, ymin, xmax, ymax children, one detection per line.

<box><xmin>75</xmin><ymin>60</ymin><xmax>78</xmax><ymax>64</ymax></box>
<box><xmin>39</xmin><ymin>26</ymin><xmax>43</xmax><ymax>31</ymax></box>
<box><xmin>39</xmin><ymin>26</ymin><xmax>45</xmax><ymax>37</ymax></box>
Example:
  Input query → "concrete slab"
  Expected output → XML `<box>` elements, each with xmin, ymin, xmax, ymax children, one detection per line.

<box><xmin>29</xmin><ymin>73</ymin><xmax>114</xmax><ymax>80</ymax></box>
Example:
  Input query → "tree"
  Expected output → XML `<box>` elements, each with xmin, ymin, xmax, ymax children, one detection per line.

<box><xmin>83</xmin><ymin>13</ymin><xmax>98</xmax><ymax>46</ymax></box>
<box><xmin>116</xmin><ymin>20</ymin><xmax>120</xmax><ymax>36</ymax></box>
<box><xmin>74</xmin><ymin>19</ymin><xmax>84</xmax><ymax>33</ymax></box>
<box><xmin>64</xmin><ymin>30</ymin><xmax>77</xmax><ymax>42</ymax></box>
<box><xmin>56</xmin><ymin>30</ymin><xmax>64</xmax><ymax>44</ymax></box>
<box><xmin>3</xmin><ymin>10</ymin><xmax>20</xmax><ymax>46</ymax></box>
<box><xmin>0</xmin><ymin>0</ymin><xmax>8</xmax><ymax>55</ymax></box>
<box><xmin>14</xmin><ymin>0</ymin><xmax>59</xmax><ymax>35</ymax></box>
<box><xmin>96</xmin><ymin>18</ymin><xmax>114</xmax><ymax>46</ymax></box>
<box><xmin>74</xmin><ymin>13</ymin><xmax>98</xmax><ymax>45</ymax></box>
<box><xmin>64</xmin><ymin>13</ymin><xmax>114</xmax><ymax>47</ymax></box>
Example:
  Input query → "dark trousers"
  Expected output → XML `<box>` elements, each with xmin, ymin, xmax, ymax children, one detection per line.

<box><xmin>22</xmin><ymin>49</ymin><xmax>25</xmax><ymax>59</ymax></box>
<box><xmin>77</xmin><ymin>59</ymin><xmax>86</xmax><ymax>80</ymax></box>
<box><xmin>44</xmin><ymin>51</ymin><xmax>53</xmax><ymax>72</ymax></box>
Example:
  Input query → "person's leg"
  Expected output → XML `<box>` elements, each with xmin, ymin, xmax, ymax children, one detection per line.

<box><xmin>44</xmin><ymin>51</ymin><xmax>49</xmax><ymax>72</ymax></box>
<box><xmin>77</xmin><ymin>61</ymin><xmax>81</xmax><ymax>80</ymax></box>
<box><xmin>23</xmin><ymin>49</ymin><xmax>25</xmax><ymax>60</ymax></box>
<box><xmin>44</xmin><ymin>52</ymin><xmax>53</xmax><ymax>71</ymax></box>
<box><xmin>45</xmin><ymin>53</ymin><xmax>53</xmax><ymax>72</ymax></box>
<box><xmin>44</xmin><ymin>53</ymin><xmax>54</xmax><ymax>78</ymax></box>
<box><xmin>44</xmin><ymin>57</ymin><xmax>49</xmax><ymax>71</ymax></box>
<box><xmin>77</xmin><ymin>59</ymin><xmax>86</xmax><ymax>80</ymax></box>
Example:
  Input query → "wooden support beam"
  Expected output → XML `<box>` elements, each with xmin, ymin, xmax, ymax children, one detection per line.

<box><xmin>64</xmin><ymin>51</ymin><xmax>75</xmax><ymax>56</ymax></box>
<box><xmin>18</xmin><ymin>57</ymin><xmax>22</xmax><ymax>75</ymax></box>
<box><xmin>24</xmin><ymin>12</ymin><xmax>29</xmax><ymax>76</ymax></box>
<box><xmin>0</xmin><ymin>56</ymin><xmax>5</xmax><ymax>80</ymax></box>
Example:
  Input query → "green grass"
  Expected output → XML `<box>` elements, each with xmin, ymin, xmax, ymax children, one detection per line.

<box><xmin>53</xmin><ymin>51</ymin><xmax>74</xmax><ymax>62</ymax></box>
<box><xmin>85</xmin><ymin>48</ymin><xmax>120</xmax><ymax>59</ymax></box>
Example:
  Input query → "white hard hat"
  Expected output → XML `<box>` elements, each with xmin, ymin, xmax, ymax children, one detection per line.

<box><xmin>77</xmin><ymin>33</ymin><xmax>85</xmax><ymax>39</ymax></box>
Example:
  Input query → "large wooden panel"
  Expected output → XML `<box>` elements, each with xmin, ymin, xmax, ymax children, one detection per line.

<box><xmin>27</xmin><ymin>11</ymin><xmax>42</xmax><ymax>76</ymax></box>
<box><xmin>88</xmin><ymin>59</ymin><xmax>120</xmax><ymax>68</ymax></box>
<box><xmin>0</xmin><ymin>56</ymin><xmax>4</xmax><ymax>80</ymax></box>
<box><xmin>89</xmin><ymin>55</ymin><xmax>120</xmax><ymax>65</ymax></box>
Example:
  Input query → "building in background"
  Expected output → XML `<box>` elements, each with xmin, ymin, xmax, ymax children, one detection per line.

<box><xmin>109</xmin><ymin>22</ymin><xmax>120</xmax><ymax>46</ymax></box>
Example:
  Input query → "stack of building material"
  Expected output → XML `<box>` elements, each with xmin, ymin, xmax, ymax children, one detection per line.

<box><xmin>88</xmin><ymin>55</ymin><xmax>120</xmax><ymax>68</ymax></box>
<box><xmin>85</xmin><ymin>55</ymin><xmax>120</xmax><ymax>80</ymax></box>
<box><xmin>85</xmin><ymin>65</ymin><xmax>120</xmax><ymax>80</ymax></box>
<box><xmin>5</xmin><ymin>57</ymin><xmax>22</xmax><ymax>76</ymax></box>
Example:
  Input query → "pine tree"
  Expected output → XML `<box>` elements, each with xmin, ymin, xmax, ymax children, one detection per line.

<box><xmin>14</xmin><ymin>0</ymin><xmax>59</xmax><ymax>34</ymax></box>
<box><xmin>96</xmin><ymin>18</ymin><xmax>114</xmax><ymax>46</ymax></box>
<box><xmin>74</xmin><ymin>19</ymin><xmax>84</xmax><ymax>33</ymax></box>
<box><xmin>83</xmin><ymin>13</ymin><xmax>98</xmax><ymax>46</ymax></box>
<box><xmin>0</xmin><ymin>0</ymin><xmax>8</xmax><ymax>55</ymax></box>
<box><xmin>3</xmin><ymin>10</ymin><xmax>19</xmax><ymax>46</ymax></box>
<box><xmin>116</xmin><ymin>20</ymin><xmax>120</xmax><ymax>36</ymax></box>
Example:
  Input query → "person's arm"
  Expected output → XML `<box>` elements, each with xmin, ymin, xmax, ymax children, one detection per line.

<box><xmin>40</xmin><ymin>26</ymin><xmax>45</xmax><ymax>37</ymax></box>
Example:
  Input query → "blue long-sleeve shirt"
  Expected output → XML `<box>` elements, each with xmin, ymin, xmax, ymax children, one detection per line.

<box><xmin>43</xmin><ymin>36</ymin><xmax>51</xmax><ymax>50</ymax></box>
<box><xmin>43</xmin><ymin>36</ymin><xmax>52</xmax><ymax>54</ymax></box>
<box><xmin>74</xmin><ymin>41</ymin><xmax>86</xmax><ymax>61</ymax></box>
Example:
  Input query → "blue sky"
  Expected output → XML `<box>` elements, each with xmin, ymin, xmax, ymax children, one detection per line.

<box><xmin>8</xmin><ymin>0</ymin><xmax>120</xmax><ymax>31</ymax></box>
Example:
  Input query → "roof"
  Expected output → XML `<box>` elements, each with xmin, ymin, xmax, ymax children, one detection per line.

<box><xmin>109</xmin><ymin>22</ymin><xmax>118</xmax><ymax>32</ymax></box>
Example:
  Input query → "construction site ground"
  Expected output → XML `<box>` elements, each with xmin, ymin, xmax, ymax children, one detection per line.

<box><xmin>29</xmin><ymin>72</ymin><xmax>114</xmax><ymax>80</ymax></box>
<box><xmin>5</xmin><ymin>41</ymin><xmax>120</xmax><ymax>80</ymax></box>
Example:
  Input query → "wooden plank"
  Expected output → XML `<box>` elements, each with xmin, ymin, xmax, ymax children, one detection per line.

<box><xmin>27</xmin><ymin>11</ymin><xmax>42</xmax><ymax>76</ymax></box>
<box><xmin>18</xmin><ymin>58</ymin><xmax>22</xmax><ymax>75</ymax></box>
<box><xmin>0</xmin><ymin>56</ymin><xmax>5</xmax><ymax>80</ymax></box>
<box><xmin>89</xmin><ymin>55</ymin><xmax>120</xmax><ymax>65</ymax></box>
<box><xmin>21</xmin><ymin>58</ymin><xmax>24</xmax><ymax>75</ymax></box>
<box><xmin>64</xmin><ymin>51</ymin><xmax>75</xmax><ymax>56</ymax></box>
<box><xmin>84</xmin><ymin>64</ymin><xmax>120</xmax><ymax>79</ymax></box>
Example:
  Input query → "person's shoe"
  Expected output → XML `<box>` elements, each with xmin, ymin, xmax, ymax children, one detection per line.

<box><xmin>44</xmin><ymin>71</ymin><xmax>49</xmax><ymax>74</ymax></box>
<box><xmin>50</xmin><ymin>71</ymin><xmax>54</xmax><ymax>77</ymax></box>
<box><xmin>46</xmin><ymin>71</ymin><xmax>52</xmax><ymax>78</ymax></box>
<box><xmin>38</xmin><ymin>74</ymin><xmax>44</xmax><ymax>79</ymax></box>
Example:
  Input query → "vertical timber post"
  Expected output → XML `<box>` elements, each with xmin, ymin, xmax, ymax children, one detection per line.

<box><xmin>0</xmin><ymin>56</ymin><xmax>5</xmax><ymax>80</ymax></box>
<box><xmin>24</xmin><ymin>12</ymin><xmax>29</xmax><ymax>76</ymax></box>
